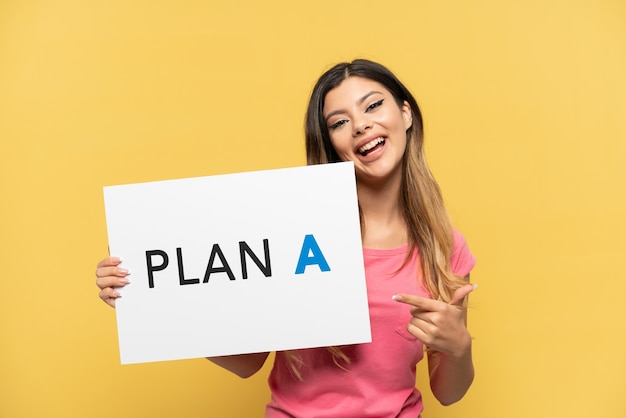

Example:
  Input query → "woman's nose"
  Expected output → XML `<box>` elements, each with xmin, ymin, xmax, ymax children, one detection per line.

<box><xmin>352</xmin><ymin>115</ymin><xmax>372</xmax><ymax>136</ymax></box>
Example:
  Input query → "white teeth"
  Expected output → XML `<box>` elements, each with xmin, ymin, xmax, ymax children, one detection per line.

<box><xmin>358</xmin><ymin>137</ymin><xmax>385</xmax><ymax>154</ymax></box>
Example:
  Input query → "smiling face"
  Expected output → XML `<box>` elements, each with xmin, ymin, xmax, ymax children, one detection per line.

<box><xmin>322</xmin><ymin>76</ymin><xmax>412</xmax><ymax>185</ymax></box>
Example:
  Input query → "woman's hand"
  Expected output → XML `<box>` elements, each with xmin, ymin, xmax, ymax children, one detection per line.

<box><xmin>393</xmin><ymin>283</ymin><xmax>476</xmax><ymax>405</ymax></box>
<box><xmin>95</xmin><ymin>256</ymin><xmax>130</xmax><ymax>308</ymax></box>
<box><xmin>392</xmin><ymin>284</ymin><xmax>475</xmax><ymax>357</ymax></box>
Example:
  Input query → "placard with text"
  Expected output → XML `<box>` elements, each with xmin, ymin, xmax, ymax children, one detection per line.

<box><xmin>104</xmin><ymin>162</ymin><xmax>371</xmax><ymax>364</ymax></box>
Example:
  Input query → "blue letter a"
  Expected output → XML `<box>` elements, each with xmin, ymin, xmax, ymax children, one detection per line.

<box><xmin>295</xmin><ymin>234</ymin><xmax>331</xmax><ymax>274</ymax></box>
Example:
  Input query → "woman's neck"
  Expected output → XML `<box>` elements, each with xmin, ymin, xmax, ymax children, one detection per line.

<box><xmin>357</xmin><ymin>174</ymin><xmax>407</xmax><ymax>249</ymax></box>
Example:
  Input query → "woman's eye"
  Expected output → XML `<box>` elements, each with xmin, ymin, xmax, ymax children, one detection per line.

<box><xmin>366</xmin><ymin>99</ymin><xmax>384</xmax><ymax>112</ymax></box>
<box><xmin>329</xmin><ymin>119</ymin><xmax>348</xmax><ymax>130</ymax></box>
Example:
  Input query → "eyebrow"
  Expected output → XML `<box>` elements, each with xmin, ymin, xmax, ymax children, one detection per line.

<box><xmin>324</xmin><ymin>90</ymin><xmax>384</xmax><ymax>123</ymax></box>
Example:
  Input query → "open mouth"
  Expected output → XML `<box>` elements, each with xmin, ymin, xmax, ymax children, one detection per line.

<box><xmin>358</xmin><ymin>137</ymin><xmax>386</xmax><ymax>157</ymax></box>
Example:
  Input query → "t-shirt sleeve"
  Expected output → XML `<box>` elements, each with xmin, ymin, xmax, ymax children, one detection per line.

<box><xmin>451</xmin><ymin>229</ymin><xmax>476</xmax><ymax>277</ymax></box>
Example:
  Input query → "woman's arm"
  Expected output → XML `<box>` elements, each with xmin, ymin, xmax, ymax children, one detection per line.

<box><xmin>392</xmin><ymin>279</ymin><xmax>476</xmax><ymax>405</ymax></box>
<box><xmin>427</xmin><ymin>278</ymin><xmax>475</xmax><ymax>405</ymax></box>
<box><xmin>206</xmin><ymin>352</ymin><xmax>270</xmax><ymax>378</ymax></box>
<box><xmin>426</xmin><ymin>313</ymin><xmax>474</xmax><ymax>405</ymax></box>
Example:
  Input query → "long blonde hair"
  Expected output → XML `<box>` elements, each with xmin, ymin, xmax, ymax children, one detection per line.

<box><xmin>285</xmin><ymin>59</ymin><xmax>466</xmax><ymax>378</ymax></box>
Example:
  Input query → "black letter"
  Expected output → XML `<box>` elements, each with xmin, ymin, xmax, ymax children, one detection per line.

<box><xmin>239</xmin><ymin>239</ymin><xmax>272</xmax><ymax>279</ymax></box>
<box><xmin>203</xmin><ymin>244</ymin><xmax>236</xmax><ymax>282</ymax></box>
<box><xmin>177</xmin><ymin>247</ymin><xmax>200</xmax><ymax>286</ymax></box>
<box><xmin>146</xmin><ymin>250</ymin><xmax>168</xmax><ymax>288</ymax></box>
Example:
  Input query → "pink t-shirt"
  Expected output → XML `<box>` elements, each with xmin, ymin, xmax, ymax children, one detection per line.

<box><xmin>265</xmin><ymin>229</ymin><xmax>476</xmax><ymax>418</ymax></box>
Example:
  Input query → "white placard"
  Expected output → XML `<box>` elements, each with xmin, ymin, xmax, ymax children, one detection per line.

<box><xmin>103</xmin><ymin>162</ymin><xmax>371</xmax><ymax>364</ymax></box>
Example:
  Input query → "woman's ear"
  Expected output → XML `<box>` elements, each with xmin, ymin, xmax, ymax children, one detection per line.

<box><xmin>402</xmin><ymin>101</ymin><xmax>412</xmax><ymax>130</ymax></box>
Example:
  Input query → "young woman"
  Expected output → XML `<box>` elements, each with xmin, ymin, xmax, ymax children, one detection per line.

<box><xmin>96</xmin><ymin>59</ymin><xmax>477</xmax><ymax>417</ymax></box>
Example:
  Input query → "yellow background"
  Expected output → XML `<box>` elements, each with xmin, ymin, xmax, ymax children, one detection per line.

<box><xmin>1</xmin><ymin>1</ymin><xmax>625</xmax><ymax>417</ymax></box>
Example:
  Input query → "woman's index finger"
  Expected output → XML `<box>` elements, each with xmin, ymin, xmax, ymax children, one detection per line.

<box><xmin>392</xmin><ymin>294</ymin><xmax>440</xmax><ymax>311</ymax></box>
<box><xmin>97</xmin><ymin>256</ymin><xmax>121</xmax><ymax>268</ymax></box>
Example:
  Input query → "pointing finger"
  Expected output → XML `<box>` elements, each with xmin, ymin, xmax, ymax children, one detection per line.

<box><xmin>392</xmin><ymin>294</ymin><xmax>440</xmax><ymax>311</ymax></box>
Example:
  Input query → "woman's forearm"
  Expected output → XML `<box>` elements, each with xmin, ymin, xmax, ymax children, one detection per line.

<box><xmin>207</xmin><ymin>352</ymin><xmax>270</xmax><ymax>378</ymax></box>
<box><xmin>427</xmin><ymin>341</ymin><xmax>474</xmax><ymax>406</ymax></box>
